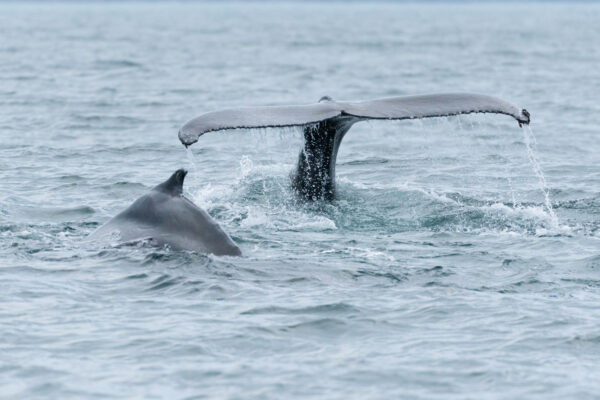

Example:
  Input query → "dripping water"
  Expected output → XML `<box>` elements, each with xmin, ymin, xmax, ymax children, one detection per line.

<box><xmin>185</xmin><ymin>146</ymin><xmax>202</xmax><ymax>191</ymax></box>
<box><xmin>522</xmin><ymin>125</ymin><xmax>558</xmax><ymax>227</ymax></box>
<box><xmin>185</xmin><ymin>146</ymin><xmax>197</xmax><ymax>171</ymax></box>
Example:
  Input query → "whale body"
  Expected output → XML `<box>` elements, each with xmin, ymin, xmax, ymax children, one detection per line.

<box><xmin>89</xmin><ymin>169</ymin><xmax>241</xmax><ymax>256</ymax></box>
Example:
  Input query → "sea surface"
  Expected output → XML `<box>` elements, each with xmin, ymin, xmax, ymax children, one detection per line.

<box><xmin>1</xmin><ymin>2</ymin><xmax>599</xmax><ymax>399</ymax></box>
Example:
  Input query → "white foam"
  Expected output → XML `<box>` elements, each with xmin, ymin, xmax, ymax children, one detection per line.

<box><xmin>190</xmin><ymin>182</ymin><xmax>234</xmax><ymax>208</ymax></box>
<box><xmin>238</xmin><ymin>155</ymin><xmax>254</xmax><ymax>179</ymax></box>
<box><xmin>483</xmin><ymin>202</ymin><xmax>572</xmax><ymax>236</ymax></box>
<box><xmin>291</xmin><ymin>215</ymin><xmax>337</xmax><ymax>231</ymax></box>
<box><xmin>346</xmin><ymin>246</ymin><xmax>395</xmax><ymax>262</ymax></box>
<box><xmin>337</xmin><ymin>176</ymin><xmax>461</xmax><ymax>204</ymax></box>
<box><xmin>239</xmin><ymin>207</ymin><xmax>271</xmax><ymax>228</ymax></box>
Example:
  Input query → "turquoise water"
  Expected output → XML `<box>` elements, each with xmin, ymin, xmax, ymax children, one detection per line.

<box><xmin>1</xmin><ymin>2</ymin><xmax>599</xmax><ymax>399</ymax></box>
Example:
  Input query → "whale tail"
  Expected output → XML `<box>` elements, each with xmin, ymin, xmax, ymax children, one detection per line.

<box><xmin>179</xmin><ymin>93</ymin><xmax>530</xmax><ymax>200</ymax></box>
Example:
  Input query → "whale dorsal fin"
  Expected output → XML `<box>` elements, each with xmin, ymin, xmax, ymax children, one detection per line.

<box><xmin>153</xmin><ymin>169</ymin><xmax>187</xmax><ymax>196</ymax></box>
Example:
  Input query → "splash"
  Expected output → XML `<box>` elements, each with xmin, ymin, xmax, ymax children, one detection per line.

<box><xmin>184</xmin><ymin>146</ymin><xmax>202</xmax><ymax>190</ymax></box>
<box><xmin>186</xmin><ymin>146</ymin><xmax>198</xmax><ymax>173</ymax></box>
<box><xmin>522</xmin><ymin>125</ymin><xmax>558</xmax><ymax>227</ymax></box>
<box><xmin>239</xmin><ymin>155</ymin><xmax>254</xmax><ymax>179</ymax></box>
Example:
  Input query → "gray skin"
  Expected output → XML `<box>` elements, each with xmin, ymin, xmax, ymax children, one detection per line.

<box><xmin>179</xmin><ymin>93</ymin><xmax>530</xmax><ymax>201</ymax></box>
<box><xmin>89</xmin><ymin>169</ymin><xmax>241</xmax><ymax>256</ymax></box>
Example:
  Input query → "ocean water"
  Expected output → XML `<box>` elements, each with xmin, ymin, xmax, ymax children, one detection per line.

<box><xmin>1</xmin><ymin>2</ymin><xmax>599</xmax><ymax>399</ymax></box>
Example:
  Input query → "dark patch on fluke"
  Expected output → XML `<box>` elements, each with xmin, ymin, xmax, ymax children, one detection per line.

<box><xmin>518</xmin><ymin>109</ymin><xmax>531</xmax><ymax>127</ymax></box>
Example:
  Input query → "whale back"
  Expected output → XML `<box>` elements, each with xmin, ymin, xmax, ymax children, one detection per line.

<box><xmin>89</xmin><ymin>171</ymin><xmax>241</xmax><ymax>256</ymax></box>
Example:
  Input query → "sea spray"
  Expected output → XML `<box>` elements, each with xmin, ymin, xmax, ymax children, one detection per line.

<box><xmin>506</xmin><ymin>174</ymin><xmax>520</xmax><ymax>209</ymax></box>
<box><xmin>185</xmin><ymin>147</ymin><xmax>217</xmax><ymax>208</ymax></box>
<box><xmin>185</xmin><ymin>146</ymin><xmax>201</xmax><ymax>189</ymax></box>
<box><xmin>499</xmin><ymin>135</ymin><xmax>520</xmax><ymax>209</ymax></box>
<box><xmin>185</xmin><ymin>146</ymin><xmax>197</xmax><ymax>169</ymax></box>
<box><xmin>522</xmin><ymin>125</ymin><xmax>558</xmax><ymax>227</ymax></box>
<box><xmin>239</xmin><ymin>155</ymin><xmax>254</xmax><ymax>179</ymax></box>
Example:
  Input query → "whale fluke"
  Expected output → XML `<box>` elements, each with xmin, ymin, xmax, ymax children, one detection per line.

<box><xmin>179</xmin><ymin>93</ymin><xmax>530</xmax><ymax>200</ymax></box>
